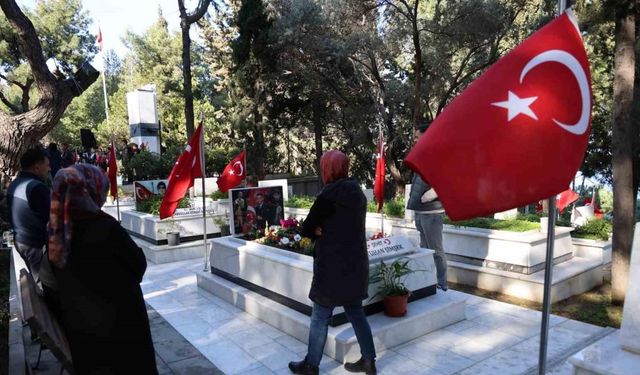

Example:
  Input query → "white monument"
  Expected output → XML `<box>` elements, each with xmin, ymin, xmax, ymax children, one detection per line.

<box><xmin>127</xmin><ymin>85</ymin><xmax>160</xmax><ymax>153</ymax></box>
<box><xmin>569</xmin><ymin>223</ymin><xmax>640</xmax><ymax>373</ymax></box>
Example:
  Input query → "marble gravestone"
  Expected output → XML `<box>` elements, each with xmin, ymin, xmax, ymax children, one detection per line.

<box><xmin>620</xmin><ymin>222</ymin><xmax>640</xmax><ymax>354</ymax></box>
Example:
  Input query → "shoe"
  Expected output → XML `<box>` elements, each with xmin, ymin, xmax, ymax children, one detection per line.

<box><xmin>437</xmin><ymin>284</ymin><xmax>448</xmax><ymax>292</ymax></box>
<box><xmin>344</xmin><ymin>357</ymin><xmax>377</xmax><ymax>374</ymax></box>
<box><xmin>288</xmin><ymin>358</ymin><xmax>319</xmax><ymax>375</ymax></box>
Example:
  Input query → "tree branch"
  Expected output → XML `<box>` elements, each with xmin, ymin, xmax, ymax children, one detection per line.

<box><xmin>20</xmin><ymin>77</ymin><xmax>33</xmax><ymax>112</ymax></box>
<box><xmin>0</xmin><ymin>0</ymin><xmax>56</xmax><ymax>89</ymax></box>
<box><xmin>0</xmin><ymin>72</ymin><xmax>26</xmax><ymax>89</ymax></box>
<box><xmin>0</xmin><ymin>90</ymin><xmax>20</xmax><ymax>114</ymax></box>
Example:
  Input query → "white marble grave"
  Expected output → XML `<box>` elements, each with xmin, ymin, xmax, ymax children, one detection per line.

<box><xmin>393</xmin><ymin>222</ymin><xmax>575</xmax><ymax>274</ymax></box>
<box><xmin>121</xmin><ymin>209</ymin><xmax>226</xmax><ymax>245</ymax></box>
<box><xmin>570</xmin><ymin>223</ymin><xmax>640</xmax><ymax>374</ymax></box>
<box><xmin>197</xmin><ymin>236</ymin><xmax>466</xmax><ymax>362</ymax></box>
<box><xmin>620</xmin><ymin>223</ymin><xmax>640</xmax><ymax>353</ymax></box>
<box><xmin>206</xmin><ymin>236</ymin><xmax>436</xmax><ymax>312</ymax></box>
<box><xmin>193</xmin><ymin>177</ymin><xmax>219</xmax><ymax>196</ymax></box>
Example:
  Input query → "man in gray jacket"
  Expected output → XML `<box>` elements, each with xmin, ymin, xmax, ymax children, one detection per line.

<box><xmin>7</xmin><ymin>148</ymin><xmax>51</xmax><ymax>282</ymax></box>
<box><xmin>407</xmin><ymin>121</ymin><xmax>448</xmax><ymax>291</ymax></box>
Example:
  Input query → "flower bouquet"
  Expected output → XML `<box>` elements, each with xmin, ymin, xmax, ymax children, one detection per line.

<box><xmin>253</xmin><ymin>217</ymin><xmax>314</xmax><ymax>255</ymax></box>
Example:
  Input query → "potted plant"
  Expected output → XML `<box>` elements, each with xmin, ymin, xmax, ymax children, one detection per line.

<box><xmin>213</xmin><ymin>211</ymin><xmax>231</xmax><ymax>236</ymax></box>
<box><xmin>160</xmin><ymin>217</ymin><xmax>181</xmax><ymax>246</ymax></box>
<box><xmin>369</xmin><ymin>258</ymin><xmax>415</xmax><ymax>317</ymax></box>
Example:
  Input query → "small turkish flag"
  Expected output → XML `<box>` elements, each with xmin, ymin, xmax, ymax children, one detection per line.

<box><xmin>159</xmin><ymin>123</ymin><xmax>204</xmax><ymax>219</ymax></box>
<box><xmin>217</xmin><ymin>152</ymin><xmax>245</xmax><ymax>193</ymax></box>
<box><xmin>557</xmin><ymin>189</ymin><xmax>579</xmax><ymax>212</ymax></box>
<box><xmin>404</xmin><ymin>10</ymin><xmax>592</xmax><ymax>220</ymax></box>
<box><xmin>374</xmin><ymin>132</ymin><xmax>385</xmax><ymax>213</ymax></box>
<box><xmin>97</xmin><ymin>27</ymin><xmax>103</xmax><ymax>51</ymax></box>
<box><xmin>134</xmin><ymin>182</ymin><xmax>154</xmax><ymax>203</ymax></box>
<box><xmin>108</xmin><ymin>141</ymin><xmax>117</xmax><ymax>198</ymax></box>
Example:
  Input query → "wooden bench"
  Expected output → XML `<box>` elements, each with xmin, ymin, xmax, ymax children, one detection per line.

<box><xmin>19</xmin><ymin>268</ymin><xmax>74</xmax><ymax>374</ymax></box>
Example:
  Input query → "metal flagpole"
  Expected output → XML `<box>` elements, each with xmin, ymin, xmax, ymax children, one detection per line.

<box><xmin>100</xmin><ymin>29</ymin><xmax>120</xmax><ymax>222</ymax></box>
<box><xmin>200</xmin><ymin>113</ymin><xmax>208</xmax><ymax>272</ymax></box>
<box><xmin>243</xmin><ymin>143</ymin><xmax>247</xmax><ymax>187</ymax></box>
<box><xmin>114</xmin><ymin>141</ymin><xmax>121</xmax><ymax>222</ymax></box>
<box><xmin>379</xmin><ymin>123</ymin><xmax>384</xmax><ymax>235</ymax></box>
<box><xmin>538</xmin><ymin>4</ymin><xmax>566</xmax><ymax>373</ymax></box>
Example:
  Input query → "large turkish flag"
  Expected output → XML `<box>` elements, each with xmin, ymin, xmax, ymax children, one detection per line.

<box><xmin>405</xmin><ymin>11</ymin><xmax>592</xmax><ymax>220</ymax></box>
<box><xmin>159</xmin><ymin>123</ymin><xmax>204</xmax><ymax>219</ymax></box>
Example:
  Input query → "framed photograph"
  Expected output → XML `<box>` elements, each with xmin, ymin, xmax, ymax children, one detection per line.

<box><xmin>230</xmin><ymin>186</ymin><xmax>285</xmax><ymax>236</ymax></box>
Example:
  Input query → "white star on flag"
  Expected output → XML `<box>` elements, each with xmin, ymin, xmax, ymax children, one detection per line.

<box><xmin>491</xmin><ymin>90</ymin><xmax>538</xmax><ymax>122</ymax></box>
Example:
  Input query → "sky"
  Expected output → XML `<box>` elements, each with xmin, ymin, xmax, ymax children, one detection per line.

<box><xmin>18</xmin><ymin>0</ymin><xmax>200</xmax><ymax>59</ymax></box>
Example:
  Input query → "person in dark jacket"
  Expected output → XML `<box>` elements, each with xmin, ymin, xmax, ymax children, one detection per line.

<box><xmin>61</xmin><ymin>143</ymin><xmax>75</xmax><ymax>168</ymax></box>
<box><xmin>46</xmin><ymin>143</ymin><xmax>63</xmax><ymax>178</ymax></box>
<box><xmin>289</xmin><ymin>150</ymin><xmax>377</xmax><ymax>375</ymax></box>
<box><xmin>407</xmin><ymin>121</ymin><xmax>448</xmax><ymax>291</ymax></box>
<box><xmin>7</xmin><ymin>147</ymin><xmax>51</xmax><ymax>282</ymax></box>
<box><xmin>48</xmin><ymin>164</ymin><xmax>157</xmax><ymax>374</ymax></box>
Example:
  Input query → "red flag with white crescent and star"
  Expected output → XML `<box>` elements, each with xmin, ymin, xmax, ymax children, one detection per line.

<box><xmin>159</xmin><ymin>122</ymin><xmax>204</xmax><ymax>219</ymax></box>
<box><xmin>557</xmin><ymin>188</ymin><xmax>579</xmax><ymax>212</ymax></box>
<box><xmin>218</xmin><ymin>151</ymin><xmax>247</xmax><ymax>193</ymax></box>
<box><xmin>217</xmin><ymin>151</ymin><xmax>246</xmax><ymax>193</ymax></box>
<box><xmin>404</xmin><ymin>10</ymin><xmax>592</xmax><ymax>220</ymax></box>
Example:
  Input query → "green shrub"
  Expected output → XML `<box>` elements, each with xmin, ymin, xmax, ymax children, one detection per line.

<box><xmin>367</xmin><ymin>198</ymin><xmax>405</xmax><ymax>218</ymax></box>
<box><xmin>572</xmin><ymin>218</ymin><xmax>612</xmax><ymax>241</ymax></box>
<box><xmin>210</xmin><ymin>190</ymin><xmax>228</xmax><ymax>200</ymax></box>
<box><xmin>136</xmin><ymin>196</ymin><xmax>190</xmax><ymax>216</ymax></box>
<box><xmin>445</xmin><ymin>217</ymin><xmax>539</xmax><ymax>232</ymax></box>
<box><xmin>126</xmin><ymin>151</ymin><xmax>164</xmax><ymax>180</ymax></box>
<box><xmin>517</xmin><ymin>213</ymin><xmax>543</xmax><ymax>223</ymax></box>
<box><xmin>286</xmin><ymin>195</ymin><xmax>315</xmax><ymax>209</ymax></box>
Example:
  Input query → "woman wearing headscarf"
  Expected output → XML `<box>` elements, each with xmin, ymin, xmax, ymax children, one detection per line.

<box><xmin>288</xmin><ymin>150</ymin><xmax>377</xmax><ymax>375</ymax></box>
<box><xmin>48</xmin><ymin>164</ymin><xmax>157</xmax><ymax>374</ymax></box>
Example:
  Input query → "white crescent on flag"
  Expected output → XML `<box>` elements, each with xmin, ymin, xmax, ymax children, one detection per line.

<box><xmin>519</xmin><ymin>49</ymin><xmax>591</xmax><ymax>135</ymax></box>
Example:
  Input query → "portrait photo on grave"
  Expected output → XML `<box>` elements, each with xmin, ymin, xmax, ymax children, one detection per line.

<box><xmin>231</xmin><ymin>186</ymin><xmax>284</xmax><ymax>235</ymax></box>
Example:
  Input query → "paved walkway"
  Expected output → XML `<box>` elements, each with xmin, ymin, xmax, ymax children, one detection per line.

<box><xmin>142</xmin><ymin>259</ymin><xmax>612</xmax><ymax>375</ymax></box>
<box><xmin>23</xmin><ymin>303</ymin><xmax>222</xmax><ymax>375</ymax></box>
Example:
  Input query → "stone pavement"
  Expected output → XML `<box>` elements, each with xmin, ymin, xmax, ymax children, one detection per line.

<box><xmin>24</xmin><ymin>304</ymin><xmax>222</xmax><ymax>374</ymax></box>
<box><xmin>142</xmin><ymin>259</ymin><xmax>613</xmax><ymax>375</ymax></box>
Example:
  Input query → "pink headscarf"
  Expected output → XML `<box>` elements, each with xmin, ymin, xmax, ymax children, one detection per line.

<box><xmin>48</xmin><ymin>164</ymin><xmax>110</xmax><ymax>268</ymax></box>
<box><xmin>320</xmin><ymin>150</ymin><xmax>349</xmax><ymax>185</ymax></box>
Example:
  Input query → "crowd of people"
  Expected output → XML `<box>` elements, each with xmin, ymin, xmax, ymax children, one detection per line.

<box><xmin>7</xmin><ymin>148</ymin><xmax>157</xmax><ymax>374</ymax></box>
<box><xmin>5</xmin><ymin>122</ymin><xmax>447</xmax><ymax>375</ymax></box>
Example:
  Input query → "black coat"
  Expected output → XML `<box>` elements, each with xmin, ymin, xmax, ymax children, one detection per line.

<box><xmin>302</xmin><ymin>177</ymin><xmax>369</xmax><ymax>307</ymax></box>
<box><xmin>55</xmin><ymin>212</ymin><xmax>157</xmax><ymax>374</ymax></box>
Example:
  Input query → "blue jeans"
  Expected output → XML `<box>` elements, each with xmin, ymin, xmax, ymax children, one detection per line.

<box><xmin>306</xmin><ymin>301</ymin><xmax>376</xmax><ymax>367</ymax></box>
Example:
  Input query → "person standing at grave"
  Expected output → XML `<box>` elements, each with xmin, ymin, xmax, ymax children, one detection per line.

<box><xmin>60</xmin><ymin>143</ymin><xmax>75</xmax><ymax>168</ymax></box>
<box><xmin>288</xmin><ymin>150</ymin><xmax>377</xmax><ymax>375</ymax></box>
<box><xmin>6</xmin><ymin>148</ymin><xmax>51</xmax><ymax>282</ymax></box>
<box><xmin>407</xmin><ymin>120</ymin><xmax>448</xmax><ymax>291</ymax></box>
<box><xmin>48</xmin><ymin>164</ymin><xmax>157</xmax><ymax>374</ymax></box>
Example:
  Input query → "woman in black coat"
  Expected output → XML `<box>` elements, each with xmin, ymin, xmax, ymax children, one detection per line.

<box><xmin>48</xmin><ymin>164</ymin><xmax>157</xmax><ymax>374</ymax></box>
<box><xmin>289</xmin><ymin>150</ymin><xmax>377</xmax><ymax>375</ymax></box>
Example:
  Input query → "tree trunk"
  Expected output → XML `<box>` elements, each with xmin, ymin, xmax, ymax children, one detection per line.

<box><xmin>313</xmin><ymin>102</ymin><xmax>323</xmax><ymax>185</ymax></box>
<box><xmin>411</xmin><ymin>0</ymin><xmax>423</xmax><ymax>128</ymax></box>
<box><xmin>0</xmin><ymin>0</ymin><xmax>98</xmax><ymax>178</ymax></box>
<box><xmin>180</xmin><ymin>21</ymin><xmax>195</xmax><ymax>138</ymax></box>
<box><xmin>177</xmin><ymin>0</ymin><xmax>211</xmax><ymax>138</ymax></box>
<box><xmin>611</xmin><ymin>0</ymin><xmax>636</xmax><ymax>305</ymax></box>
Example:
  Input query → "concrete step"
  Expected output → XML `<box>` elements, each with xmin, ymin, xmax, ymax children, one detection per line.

<box><xmin>197</xmin><ymin>270</ymin><xmax>467</xmax><ymax>363</ymax></box>
<box><xmin>448</xmin><ymin>256</ymin><xmax>603</xmax><ymax>303</ymax></box>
